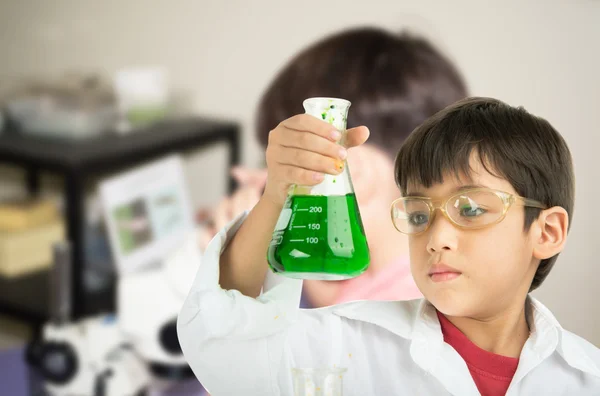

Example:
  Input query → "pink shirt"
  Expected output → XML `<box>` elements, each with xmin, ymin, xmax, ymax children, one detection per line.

<box><xmin>333</xmin><ymin>257</ymin><xmax>422</xmax><ymax>304</ymax></box>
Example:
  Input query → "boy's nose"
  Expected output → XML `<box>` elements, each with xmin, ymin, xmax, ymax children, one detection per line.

<box><xmin>426</xmin><ymin>212</ymin><xmax>458</xmax><ymax>254</ymax></box>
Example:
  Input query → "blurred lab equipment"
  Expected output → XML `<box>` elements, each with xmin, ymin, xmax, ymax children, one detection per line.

<box><xmin>0</xmin><ymin>118</ymin><xmax>239</xmax><ymax>330</ymax></box>
<box><xmin>114</xmin><ymin>67</ymin><xmax>170</xmax><ymax>132</ymax></box>
<box><xmin>26</xmin><ymin>242</ymin><xmax>150</xmax><ymax>396</ymax></box>
<box><xmin>99</xmin><ymin>155</ymin><xmax>201</xmax><ymax>386</ymax></box>
<box><xmin>4</xmin><ymin>73</ymin><xmax>118</xmax><ymax>140</ymax></box>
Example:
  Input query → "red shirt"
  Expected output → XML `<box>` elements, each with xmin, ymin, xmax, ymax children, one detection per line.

<box><xmin>437</xmin><ymin>311</ymin><xmax>519</xmax><ymax>396</ymax></box>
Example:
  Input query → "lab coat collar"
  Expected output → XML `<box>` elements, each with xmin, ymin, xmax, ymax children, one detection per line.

<box><xmin>332</xmin><ymin>295</ymin><xmax>600</xmax><ymax>388</ymax></box>
<box><xmin>333</xmin><ymin>297</ymin><xmax>464</xmax><ymax>345</ymax></box>
<box><xmin>333</xmin><ymin>298</ymin><xmax>480</xmax><ymax>395</ymax></box>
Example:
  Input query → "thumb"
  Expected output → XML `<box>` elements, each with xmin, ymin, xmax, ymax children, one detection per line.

<box><xmin>344</xmin><ymin>126</ymin><xmax>370</xmax><ymax>148</ymax></box>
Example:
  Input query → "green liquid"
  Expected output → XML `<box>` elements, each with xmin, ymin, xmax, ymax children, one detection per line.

<box><xmin>267</xmin><ymin>194</ymin><xmax>370</xmax><ymax>280</ymax></box>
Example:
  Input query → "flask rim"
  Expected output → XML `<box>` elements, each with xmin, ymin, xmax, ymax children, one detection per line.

<box><xmin>303</xmin><ymin>97</ymin><xmax>351</xmax><ymax>108</ymax></box>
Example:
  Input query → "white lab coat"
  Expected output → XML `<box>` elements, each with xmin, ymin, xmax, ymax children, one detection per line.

<box><xmin>177</xmin><ymin>213</ymin><xmax>600</xmax><ymax>395</ymax></box>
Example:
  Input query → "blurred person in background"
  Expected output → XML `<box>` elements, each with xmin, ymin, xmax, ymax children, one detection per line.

<box><xmin>198</xmin><ymin>26</ymin><xmax>468</xmax><ymax>308</ymax></box>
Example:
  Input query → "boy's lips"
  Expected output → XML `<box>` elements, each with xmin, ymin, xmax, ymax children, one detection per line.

<box><xmin>428</xmin><ymin>263</ymin><xmax>462</xmax><ymax>282</ymax></box>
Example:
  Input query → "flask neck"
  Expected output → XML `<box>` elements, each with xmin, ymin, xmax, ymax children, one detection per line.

<box><xmin>303</xmin><ymin>97</ymin><xmax>350</xmax><ymax>135</ymax></box>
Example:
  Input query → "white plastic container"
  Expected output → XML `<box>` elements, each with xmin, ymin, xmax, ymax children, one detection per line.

<box><xmin>114</xmin><ymin>67</ymin><xmax>169</xmax><ymax>130</ymax></box>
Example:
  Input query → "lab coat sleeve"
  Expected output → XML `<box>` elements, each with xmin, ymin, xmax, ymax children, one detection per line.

<box><xmin>177</xmin><ymin>212</ymin><xmax>303</xmax><ymax>396</ymax></box>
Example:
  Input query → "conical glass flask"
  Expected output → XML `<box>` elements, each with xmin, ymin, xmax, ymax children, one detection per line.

<box><xmin>267</xmin><ymin>97</ymin><xmax>370</xmax><ymax>280</ymax></box>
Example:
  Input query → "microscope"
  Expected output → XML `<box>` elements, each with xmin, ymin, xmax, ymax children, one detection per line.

<box><xmin>27</xmin><ymin>155</ymin><xmax>204</xmax><ymax>395</ymax></box>
<box><xmin>99</xmin><ymin>155</ymin><xmax>201</xmax><ymax>390</ymax></box>
<box><xmin>26</xmin><ymin>242</ymin><xmax>150</xmax><ymax>396</ymax></box>
<box><xmin>116</xmin><ymin>229</ymin><xmax>201</xmax><ymax>386</ymax></box>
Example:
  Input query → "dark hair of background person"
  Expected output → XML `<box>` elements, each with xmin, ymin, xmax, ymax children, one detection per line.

<box><xmin>255</xmin><ymin>26</ymin><xmax>468</xmax><ymax>158</ymax></box>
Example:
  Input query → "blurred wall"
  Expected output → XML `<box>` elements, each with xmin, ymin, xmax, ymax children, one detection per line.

<box><xmin>0</xmin><ymin>0</ymin><xmax>598</xmax><ymax>345</ymax></box>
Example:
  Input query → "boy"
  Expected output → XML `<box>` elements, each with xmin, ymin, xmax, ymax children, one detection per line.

<box><xmin>203</xmin><ymin>27</ymin><xmax>467</xmax><ymax>307</ymax></box>
<box><xmin>178</xmin><ymin>97</ymin><xmax>600</xmax><ymax>395</ymax></box>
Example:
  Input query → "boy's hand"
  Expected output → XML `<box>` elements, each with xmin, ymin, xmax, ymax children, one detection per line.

<box><xmin>212</xmin><ymin>167</ymin><xmax>267</xmax><ymax>230</ymax></box>
<box><xmin>197</xmin><ymin>167</ymin><xmax>267</xmax><ymax>250</ymax></box>
<box><xmin>263</xmin><ymin>114</ymin><xmax>370</xmax><ymax>206</ymax></box>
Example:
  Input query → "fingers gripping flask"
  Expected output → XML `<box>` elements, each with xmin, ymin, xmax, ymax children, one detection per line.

<box><xmin>267</xmin><ymin>97</ymin><xmax>370</xmax><ymax>280</ymax></box>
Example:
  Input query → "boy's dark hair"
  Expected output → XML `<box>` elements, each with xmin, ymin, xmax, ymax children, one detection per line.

<box><xmin>255</xmin><ymin>27</ymin><xmax>467</xmax><ymax>158</ymax></box>
<box><xmin>395</xmin><ymin>97</ymin><xmax>575</xmax><ymax>291</ymax></box>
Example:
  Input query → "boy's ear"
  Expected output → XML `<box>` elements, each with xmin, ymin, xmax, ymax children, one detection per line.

<box><xmin>532</xmin><ymin>206</ymin><xmax>569</xmax><ymax>260</ymax></box>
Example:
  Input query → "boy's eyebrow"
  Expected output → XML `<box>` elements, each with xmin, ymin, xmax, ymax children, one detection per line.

<box><xmin>404</xmin><ymin>184</ymin><xmax>488</xmax><ymax>197</ymax></box>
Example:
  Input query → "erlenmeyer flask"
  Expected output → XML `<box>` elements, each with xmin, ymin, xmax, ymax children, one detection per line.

<box><xmin>267</xmin><ymin>97</ymin><xmax>370</xmax><ymax>280</ymax></box>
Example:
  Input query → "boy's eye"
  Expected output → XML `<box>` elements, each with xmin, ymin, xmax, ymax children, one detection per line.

<box><xmin>459</xmin><ymin>204</ymin><xmax>487</xmax><ymax>217</ymax></box>
<box><xmin>408</xmin><ymin>212</ymin><xmax>429</xmax><ymax>226</ymax></box>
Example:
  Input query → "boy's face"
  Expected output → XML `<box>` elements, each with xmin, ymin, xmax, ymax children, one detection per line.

<box><xmin>407</xmin><ymin>157</ymin><xmax>539</xmax><ymax>318</ymax></box>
